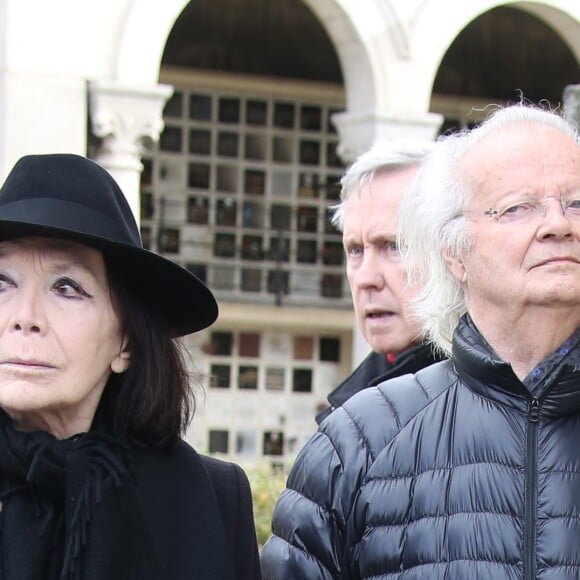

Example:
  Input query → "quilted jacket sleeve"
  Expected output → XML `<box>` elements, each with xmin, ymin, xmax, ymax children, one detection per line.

<box><xmin>260</xmin><ymin>404</ymin><xmax>375</xmax><ymax>579</ymax></box>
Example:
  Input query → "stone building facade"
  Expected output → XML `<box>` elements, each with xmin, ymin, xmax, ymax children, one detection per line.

<box><xmin>0</xmin><ymin>0</ymin><xmax>578</xmax><ymax>465</ymax></box>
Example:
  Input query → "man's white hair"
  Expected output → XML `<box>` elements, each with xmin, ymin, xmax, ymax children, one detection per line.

<box><xmin>330</xmin><ymin>139</ymin><xmax>436</xmax><ymax>232</ymax></box>
<box><xmin>398</xmin><ymin>104</ymin><xmax>580</xmax><ymax>355</ymax></box>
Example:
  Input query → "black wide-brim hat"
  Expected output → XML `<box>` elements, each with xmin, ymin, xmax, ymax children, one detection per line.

<box><xmin>0</xmin><ymin>153</ymin><xmax>218</xmax><ymax>336</ymax></box>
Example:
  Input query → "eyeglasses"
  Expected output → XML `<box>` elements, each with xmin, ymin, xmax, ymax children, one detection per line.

<box><xmin>483</xmin><ymin>195</ymin><xmax>580</xmax><ymax>224</ymax></box>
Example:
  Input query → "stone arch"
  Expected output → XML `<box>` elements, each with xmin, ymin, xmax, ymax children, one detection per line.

<box><xmin>519</xmin><ymin>1</ymin><xmax>580</xmax><ymax>64</ymax></box>
<box><xmin>300</xmin><ymin>0</ymin><xmax>383</xmax><ymax>110</ymax></box>
<box><xmin>116</xmin><ymin>0</ymin><xmax>191</xmax><ymax>84</ymax></box>
<box><xmin>115</xmin><ymin>0</ymin><xmax>383</xmax><ymax>112</ymax></box>
<box><xmin>411</xmin><ymin>0</ymin><xmax>580</xmax><ymax>112</ymax></box>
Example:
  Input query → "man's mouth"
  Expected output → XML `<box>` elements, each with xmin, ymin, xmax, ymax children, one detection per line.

<box><xmin>532</xmin><ymin>256</ymin><xmax>580</xmax><ymax>268</ymax></box>
<box><xmin>367</xmin><ymin>310</ymin><xmax>395</xmax><ymax>319</ymax></box>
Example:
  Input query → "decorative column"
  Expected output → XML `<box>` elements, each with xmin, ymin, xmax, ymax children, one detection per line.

<box><xmin>563</xmin><ymin>84</ymin><xmax>580</xmax><ymax>129</ymax></box>
<box><xmin>88</xmin><ymin>80</ymin><xmax>173</xmax><ymax>223</ymax></box>
<box><xmin>331</xmin><ymin>109</ymin><xmax>444</xmax><ymax>163</ymax></box>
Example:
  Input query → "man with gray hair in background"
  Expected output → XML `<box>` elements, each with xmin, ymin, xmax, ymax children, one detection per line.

<box><xmin>262</xmin><ymin>103</ymin><xmax>580</xmax><ymax>579</ymax></box>
<box><xmin>316</xmin><ymin>139</ymin><xmax>443</xmax><ymax>424</ymax></box>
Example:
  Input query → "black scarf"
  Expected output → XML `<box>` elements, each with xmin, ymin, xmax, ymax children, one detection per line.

<box><xmin>0</xmin><ymin>409</ymin><xmax>165</xmax><ymax>580</ymax></box>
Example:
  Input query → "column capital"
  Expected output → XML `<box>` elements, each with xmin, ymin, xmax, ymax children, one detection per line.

<box><xmin>563</xmin><ymin>84</ymin><xmax>580</xmax><ymax>129</ymax></box>
<box><xmin>88</xmin><ymin>80</ymin><xmax>173</xmax><ymax>221</ymax></box>
<box><xmin>89</xmin><ymin>80</ymin><xmax>173</xmax><ymax>163</ymax></box>
<box><xmin>331</xmin><ymin>109</ymin><xmax>443</xmax><ymax>163</ymax></box>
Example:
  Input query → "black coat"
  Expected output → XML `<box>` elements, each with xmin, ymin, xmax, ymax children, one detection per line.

<box><xmin>316</xmin><ymin>343</ymin><xmax>443</xmax><ymax>424</ymax></box>
<box><xmin>0</xmin><ymin>417</ymin><xmax>261</xmax><ymax>580</ymax></box>
<box><xmin>133</xmin><ymin>441</ymin><xmax>262</xmax><ymax>580</ymax></box>
<box><xmin>262</xmin><ymin>316</ymin><xmax>580</xmax><ymax>578</ymax></box>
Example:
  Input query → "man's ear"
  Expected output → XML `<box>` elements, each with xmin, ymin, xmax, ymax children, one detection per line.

<box><xmin>443</xmin><ymin>248</ymin><xmax>467</xmax><ymax>283</ymax></box>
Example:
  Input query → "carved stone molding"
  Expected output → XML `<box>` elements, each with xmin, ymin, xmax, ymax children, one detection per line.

<box><xmin>331</xmin><ymin>109</ymin><xmax>443</xmax><ymax>163</ymax></box>
<box><xmin>88</xmin><ymin>80</ymin><xmax>173</xmax><ymax>221</ymax></box>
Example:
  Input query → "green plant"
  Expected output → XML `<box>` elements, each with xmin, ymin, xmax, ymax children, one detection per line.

<box><xmin>246</xmin><ymin>461</ymin><xmax>290</xmax><ymax>546</ymax></box>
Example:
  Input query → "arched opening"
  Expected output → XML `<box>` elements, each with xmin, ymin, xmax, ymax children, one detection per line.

<box><xmin>431</xmin><ymin>6</ymin><xmax>580</xmax><ymax>132</ymax></box>
<box><xmin>161</xmin><ymin>0</ymin><xmax>342</xmax><ymax>82</ymax></box>
<box><xmin>147</xmin><ymin>0</ymin><xmax>346</xmax><ymax>304</ymax></box>
<box><xmin>141</xmin><ymin>0</ymin><xmax>350</xmax><ymax>465</ymax></box>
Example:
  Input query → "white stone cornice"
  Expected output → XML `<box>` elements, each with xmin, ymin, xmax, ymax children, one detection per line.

<box><xmin>331</xmin><ymin>109</ymin><xmax>443</xmax><ymax>162</ymax></box>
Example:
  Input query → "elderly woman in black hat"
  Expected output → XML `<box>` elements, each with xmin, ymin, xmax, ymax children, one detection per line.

<box><xmin>0</xmin><ymin>154</ymin><xmax>261</xmax><ymax>579</ymax></box>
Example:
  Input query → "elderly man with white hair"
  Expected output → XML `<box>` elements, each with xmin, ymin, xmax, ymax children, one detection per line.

<box><xmin>261</xmin><ymin>103</ymin><xmax>580</xmax><ymax>579</ymax></box>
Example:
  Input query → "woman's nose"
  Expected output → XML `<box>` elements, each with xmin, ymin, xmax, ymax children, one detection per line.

<box><xmin>9</xmin><ymin>290</ymin><xmax>46</xmax><ymax>335</ymax></box>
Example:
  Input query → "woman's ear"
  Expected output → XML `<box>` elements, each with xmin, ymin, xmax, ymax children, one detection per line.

<box><xmin>111</xmin><ymin>337</ymin><xmax>131</xmax><ymax>374</ymax></box>
<box><xmin>111</xmin><ymin>350</ymin><xmax>131</xmax><ymax>374</ymax></box>
<box><xmin>443</xmin><ymin>248</ymin><xmax>467</xmax><ymax>283</ymax></box>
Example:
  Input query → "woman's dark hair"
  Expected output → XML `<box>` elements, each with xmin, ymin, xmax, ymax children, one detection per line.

<box><xmin>103</xmin><ymin>258</ymin><xmax>196</xmax><ymax>447</ymax></box>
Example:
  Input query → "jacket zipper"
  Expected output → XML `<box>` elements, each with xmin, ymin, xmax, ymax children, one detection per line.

<box><xmin>525</xmin><ymin>397</ymin><xmax>539</xmax><ymax>580</ymax></box>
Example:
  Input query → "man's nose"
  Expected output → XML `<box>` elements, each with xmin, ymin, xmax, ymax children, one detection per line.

<box><xmin>353</xmin><ymin>251</ymin><xmax>384</xmax><ymax>289</ymax></box>
<box><xmin>537</xmin><ymin>197</ymin><xmax>574</xmax><ymax>239</ymax></box>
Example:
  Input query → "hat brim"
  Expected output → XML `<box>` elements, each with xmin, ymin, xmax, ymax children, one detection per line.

<box><xmin>0</xmin><ymin>220</ymin><xmax>218</xmax><ymax>336</ymax></box>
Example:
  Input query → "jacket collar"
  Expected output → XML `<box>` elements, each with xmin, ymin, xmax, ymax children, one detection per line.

<box><xmin>453</xmin><ymin>315</ymin><xmax>580</xmax><ymax>418</ymax></box>
<box><xmin>325</xmin><ymin>343</ymin><xmax>442</xmax><ymax>409</ymax></box>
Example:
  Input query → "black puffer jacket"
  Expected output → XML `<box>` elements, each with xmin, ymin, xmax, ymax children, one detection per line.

<box><xmin>315</xmin><ymin>343</ymin><xmax>444</xmax><ymax>424</ymax></box>
<box><xmin>261</xmin><ymin>316</ymin><xmax>580</xmax><ymax>579</ymax></box>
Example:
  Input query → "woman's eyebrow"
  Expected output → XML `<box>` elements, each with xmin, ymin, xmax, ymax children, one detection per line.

<box><xmin>50</xmin><ymin>260</ymin><xmax>98</xmax><ymax>279</ymax></box>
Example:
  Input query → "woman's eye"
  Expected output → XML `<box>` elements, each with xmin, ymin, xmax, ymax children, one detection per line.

<box><xmin>0</xmin><ymin>274</ymin><xmax>13</xmax><ymax>292</ymax></box>
<box><xmin>53</xmin><ymin>277</ymin><xmax>90</xmax><ymax>298</ymax></box>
